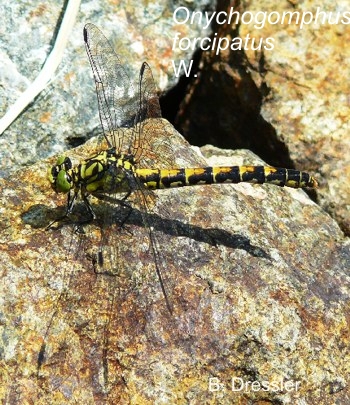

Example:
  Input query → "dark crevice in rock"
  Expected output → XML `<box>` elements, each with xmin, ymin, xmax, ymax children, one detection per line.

<box><xmin>161</xmin><ymin>0</ymin><xmax>304</xmax><ymax>171</ymax></box>
<box><xmin>159</xmin><ymin>47</ymin><xmax>202</xmax><ymax>128</ymax></box>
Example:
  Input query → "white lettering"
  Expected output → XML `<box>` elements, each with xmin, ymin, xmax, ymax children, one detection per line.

<box><xmin>215</xmin><ymin>37</ymin><xmax>230</xmax><ymax>55</ymax></box>
<box><xmin>227</xmin><ymin>8</ymin><xmax>240</xmax><ymax>25</ymax></box>
<box><xmin>313</xmin><ymin>7</ymin><xmax>328</xmax><ymax>25</ymax></box>
<box><xmin>254</xmin><ymin>11</ymin><xmax>267</xmax><ymax>29</ymax></box>
<box><xmin>230</xmin><ymin>37</ymin><xmax>243</xmax><ymax>51</ymax></box>
<box><xmin>281</xmin><ymin>11</ymin><xmax>300</xmax><ymax>25</ymax></box>
<box><xmin>261</xmin><ymin>380</ymin><xmax>270</xmax><ymax>391</ymax></box>
<box><xmin>243</xmin><ymin>33</ymin><xmax>251</xmax><ymax>50</ymax></box>
<box><xmin>269</xmin><ymin>379</ymin><xmax>281</xmax><ymax>391</ymax></box>
<box><xmin>268</xmin><ymin>11</ymin><xmax>281</xmax><ymax>25</ymax></box>
<box><xmin>178</xmin><ymin>37</ymin><xmax>191</xmax><ymax>50</ymax></box>
<box><xmin>230</xmin><ymin>377</ymin><xmax>301</xmax><ymax>392</ymax></box>
<box><xmin>300</xmin><ymin>11</ymin><xmax>314</xmax><ymax>28</ymax></box>
<box><xmin>241</xmin><ymin>11</ymin><xmax>253</xmax><ymax>25</ymax></box>
<box><xmin>231</xmin><ymin>377</ymin><xmax>244</xmax><ymax>391</ymax></box>
<box><xmin>216</xmin><ymin>11</ymin><xmax>228</xmax><ymax>25</ymax></box>
<box><xmin>171</xmin><ymin>60</ymin><xmax>194</xmax><ymax>77</ymax></box>
<box><xmin>200</xmin><ymin>37</ymin><xmax>211</xmax><ymax>51</ymax></box>
<box><xmin>341</xmin><ymin>11</ymin><xmax>350</xmax><ymax>24</ymax></box>
<box><xmin>211</xmin><ymin>32</ymin><xmax>218</xmax><ymax>50</ymax></box>
<box><xmin>327</xmin><ymin>11</ymin><xmax>341</xmax><ymax>25</ymax></box>
<box><xmin>250</xmin><ymin>37</ymin><xmax>264</xmax><ymax>51</ymax></box>
<box><xmin>191</xmin><ymin>10</ymin><xmax>204</xmax><ymax>25</ymax></box>
<box><xmin>203</xmin><ymin>12</ymin><xmax>217</xmax><ymax>30</ymax></box>
<box><xmin>172</xmin><ymin>32</ymin><xmax>180</xmax><ymax>50</ymax></box>
<box><xmin>172</xmin><ymin>7</ymin><xmax>344</xmax><ymax>56</ymax></box>
<box><xmin>208</xmin><ymin>377</ymin><xmax>222</xmax><ymax>391</ymax></box>
<box><xmin>264</xmin><ymin>37</ymin><xmax>275</xmax><ymax>51</ymax></box>
<box><xmin>173</xmin><ymin>7</ymin><xmax>189</xmax><ymax>25</ymax></box>
<box><xmin>251</xmin><ymin>381</ymin><xmax>261</xmax><ymax>391</ymax></box>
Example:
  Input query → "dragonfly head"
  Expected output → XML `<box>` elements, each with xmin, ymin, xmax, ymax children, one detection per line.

<box><xmin>48</xmin><ymin>156</ymin><xmax>74</xmax><ymax>194</ymax></box>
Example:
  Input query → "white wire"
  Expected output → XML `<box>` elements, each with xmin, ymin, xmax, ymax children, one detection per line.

<box><xmin>0</xmin><ymin>0</ymin><xmax>81</xmax><ymax>135</ymax></box>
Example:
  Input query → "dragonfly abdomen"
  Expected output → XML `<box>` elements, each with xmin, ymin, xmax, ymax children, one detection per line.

<box><xmin>136</xmin><ymin>166</ymin><xmax>318</xmax><ymax>189</ymax></box>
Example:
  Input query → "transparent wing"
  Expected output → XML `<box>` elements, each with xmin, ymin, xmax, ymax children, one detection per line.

<box><xmin>136</xmin><ymin>62</ymin><xmax>162</xmax><ymax>122</ymax></box>
<box><xmin>84</xmin><ymin>23</ymin><xmax>138</xmax><ymax>151</ymax></box>
<box><xmin>133</xmin><ymin>63</ymin><xmax>177</xmax><ymax>168</ymax></box>
<box><xmin>84</xmin><ymin>23</ymin><xmax>177</xmax><ymax>168</ymax></box>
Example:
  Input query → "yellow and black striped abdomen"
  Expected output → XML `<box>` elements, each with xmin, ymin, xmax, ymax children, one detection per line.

<box><xmin>135</xmin><ymin>166</ymin><xmax>318</xmax><ymax>189</ymax></box>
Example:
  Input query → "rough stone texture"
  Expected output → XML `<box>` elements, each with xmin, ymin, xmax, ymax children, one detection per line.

<box><xmin>1</xmin><ymin>125</ymin><xmax>349</xmax><ymax>404</ymax></box>
<box><xmin>1</xmin><ymin>1</ymin><xmax>349</xmax><ymax>404</ymax></box>
<box><xmin>176</xmin><ymin>0</ymin><xmax>350</xmax><ymax>235</ymax></box>
<box><xmin>0</xmin><ymin>0</ymin><xmax>214</xmax><ymax>176</ymax></box>
<box><xmin>242</xmin><ymin>0</ymin><xmax>350</xmax><ymax>238</ymax></box>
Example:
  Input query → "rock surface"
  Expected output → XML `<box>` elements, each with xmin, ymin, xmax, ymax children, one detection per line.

<box><xmin>176</xmin><ymin>0</ymin><xmax>350</xmax><ymax>235</ymax></box>
<box><xmin>1</xmin><ymin>1</ymin><xmax>349</xmax><ymax>404</ymax></box>
<box><xmin>0</xmin><ymin>124</ymin><xmax>349</xmax><ymax>404</ymax></box>
<box><xmin>0</xmin><ymin>0</ymin><xmax>214</xmax><ymax>176</ymax></box>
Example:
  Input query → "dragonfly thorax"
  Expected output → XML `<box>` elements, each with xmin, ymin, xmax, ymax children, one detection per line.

<box><xmin>79</xmin><ymin>149</ymin><xmax>136</xmax><ymax>194</ymax></box>
<box><xmin>48</xmin><ymin>149</ymin><xmax>138</xmax><ymax>196</ymax></box>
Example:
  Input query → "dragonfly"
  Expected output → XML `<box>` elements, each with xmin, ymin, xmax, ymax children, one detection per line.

<box><xmin>48</xmin><ymin>23</ymin><xmax>318</xmax><ymax>312</ymax></box>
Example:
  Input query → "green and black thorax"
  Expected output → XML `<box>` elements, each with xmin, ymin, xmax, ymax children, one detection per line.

<box><xmin>48</xmin><ymin>148</ymin><xmax>137</xmax><ymax>196</ymax></box>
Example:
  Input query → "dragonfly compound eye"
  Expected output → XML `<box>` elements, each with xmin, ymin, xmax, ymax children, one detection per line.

<box><xmin>56</xmin><ymin>156</ymin><xmax>72</xmax><ymax>170</ymax></box>
<box><xmin>55</xmin><ymin>169</ymin><xmax>73</xmax><ymax>193</ymax></box>
<box><xmin>48</xmin><ymin>156</ymin><xmax>73</xmax><ymax>193</ymax></box>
